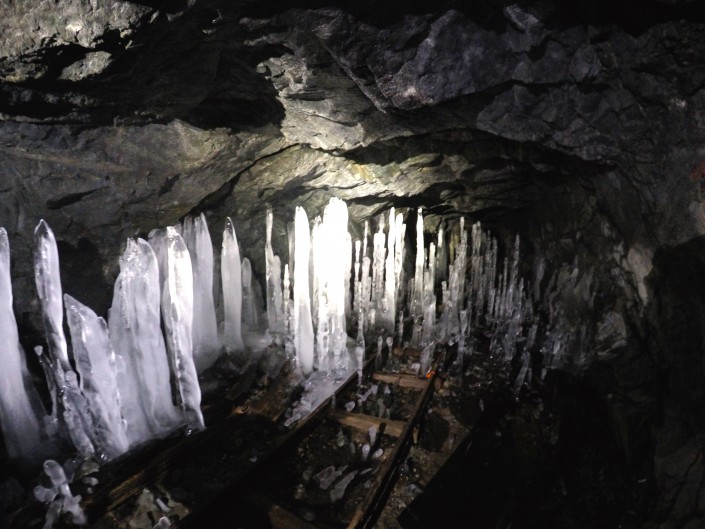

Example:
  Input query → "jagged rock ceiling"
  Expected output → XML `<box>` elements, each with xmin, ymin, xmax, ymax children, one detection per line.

<box><xmin>2</xmin><ymin>1</ymin><xmax>705</xmax><ymax>525</ymax></box>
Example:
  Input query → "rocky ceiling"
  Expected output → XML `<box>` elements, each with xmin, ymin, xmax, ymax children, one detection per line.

<box><xmin>2</xmin><ymin>0</ymin><xmax>705</xmax><ymax>526</ymax></box>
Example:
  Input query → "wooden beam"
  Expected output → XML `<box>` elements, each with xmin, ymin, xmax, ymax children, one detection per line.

<box><xmin>371</xmin><ymin>372</ymin><xmax>427</xmax><ymax>389</ymax></box>
<box><xmin>347</xmin><ymin>371</ymin><xmax>437</xmax><ymax>529</ymax></box>
<box><xmin>329</xmin><ymin>409</ymin><xmax>406</xmax><ymax>437</ymax></box>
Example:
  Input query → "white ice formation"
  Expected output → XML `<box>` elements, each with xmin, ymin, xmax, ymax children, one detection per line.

<box><xmin>293</xmin><ymin>207</ymin><xmax>314</xmax><ymax>374</ymax></box>
<box><xmin>182</xmin><ymin>214</ymin><xmax>220</xmax><ymax>372</ymax></box>
<box><xmin>0</xmin><ymin>229</ymin><xmax>46</xmax><ymax>463</ymax></box>
<box><xmin>1</xmin><ymin>196</ymin><xmax>560</xmax><ymax>467</ymax></box>
<box><xmin>222</xmin><ymin>217</ymin><xmax>245</xmax><ymax>354</ymax></box>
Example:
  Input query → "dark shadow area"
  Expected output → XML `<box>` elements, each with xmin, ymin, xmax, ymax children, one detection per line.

<box><xmin>400</xmin><ymin>371</ymin><xmax>654</xmax><ymax>529</ymax></box>
<box><xmin>242</xmin><ymin>0</ymin><xmax>705</xmax><ymax>34</ymax></box>
<box><xmin>646</xmin><ymin>236</ymin><xmax>705</xmax><ymax>437</ymax></box>
<box><xmin>57</xmin><ymin>238</ymin><xmax>113</xmax><ymax>318</ymax></box>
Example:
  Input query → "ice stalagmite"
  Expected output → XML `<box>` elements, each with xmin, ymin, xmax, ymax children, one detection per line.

<box><xmin>382</xmin><ymin>208</ymin><xmax>396</xmax><ymax>333</ymax></box>
<box><xmin>394</xmin><ymin>213</ymin><xmax>406</xmax><ymax>311</ymax></box>
<box><xmin>34</xmin><ymin>220</ymin><xmax>70</xmax><ymax>370</ymax></box>
<box><xmin>0</xmin><ymin>228</ymin><xmax>45</xmax><ymax>462</ymax></box>
<box><xmin>182</xmin><ymin>214</ymin><xmax>220</xmax><ymax>372</ymax></box>
<box><xmin>411</xmin><ymin>208</ymin><xmax>425</xmax><ymax>319</ymax></box>
<box><xmin>241</xmin><ymin>258</ymin><xmax>258</xmax><ymax>329</ymax></box>
<box><xmin>161</xmin><ymin>228</ymin><xmax>204</xmax><ymax>432</ymax></box>
<box><xmin>322</xmin><ymin>198</ymin><xmax>350</xmax><ymax>366</ymax></box>
<box><xmin>222</xmin><ymin>218</ymin><xmax>245</xmax><ymax>353</ymax></box>
<box><xmin>109</xmin><ymin>239</ymin><xmax>181</xmax><ymax>446</ymax></box>
<box><xmin>371</xmin><ymin>217</ymin><xmax>386</xmax><ymax>320</ymax></box>
<box><xmin>294</xmin><ymin>207</ymin><xmax>314</xmax><ymax>374</ymax></box>
<box><xmin>265</xmin><ymin>208</ymin><xmax>286</xmax><ymax>334</ymax></box>
<box><xmin>64</xmin><ymin>294</ymin><xmax>129</xmax><ymax>460</ymax></box>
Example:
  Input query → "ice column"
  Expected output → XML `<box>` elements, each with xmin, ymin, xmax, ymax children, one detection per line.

<box><xmin>109</xmin><ymin>239</ymin><xmax>180</xmax><ymax>446</ymax></box>
<box><xmin>322</xmin><ymin>198</ymin><xmax>350</xmax><ymax>367</ymax></box>
<box><xmin>293</xmin><ymin>207</ymin><xmax>314</xmax><ymax>374</ymax></box>
<box><xmin>222</xmin><ymin>218</ymin><xmax>245</xmax><ymax>353</ymax></box>
<box><xmin>411</xmin><ymin>208</ymin><xmax>425</xmax><ymax>319</ymax></box>
<box><xmin>241</xmin><ymin>258</ymin><xmax>258</xmax><ymax>329</ymax></box>
<box><xmin>382</xmin><ymin>207</ymin><xmax>396</xmax><ymax>332</ymax></box>
<box><xmin>0</xmin><ymin>229</ymin><xmax>45</xmax><ymax>462</ymax></box>
<box><xmin>371</xmin><ymin>217</ymin><xmax>386</xmax><ymax>322</ymax></box>
<box><xmin>161</xmin><ymin>228</ymin><xmax>204</xmax><ymax>432</ymax></box>
<box><xmin>394</xmin><ymin>213</ymin><xmax>406</xmax><ymax>310</ymax></box>
<box><xmin>34</xmin><ymin>220</ymin><xmax>70</xmax><ymax>370</ymax></box>
<box><xmin>265</xmin><ymin>208</ymin><xmax>286</xmax><ymax>334</ymax></box>
<box><xmin>64</xmin><ymin>294</ymin><xmax>129</xmax><ymax>460</ymax></box>
<box><xmin>435</xmin><ymin>224</ymin><xmax>447</xmax><ymax>287</ymax></box>
<box><xmin>182</xmin><ymin>214</ymin><xmax>220</xmax><ymax>372</ymax></box>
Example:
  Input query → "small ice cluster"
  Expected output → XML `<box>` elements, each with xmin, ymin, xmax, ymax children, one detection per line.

<box><xmin>33</xmin><ymin>460</ymin><xmax>86</xmax><ymax>528</ymax></box>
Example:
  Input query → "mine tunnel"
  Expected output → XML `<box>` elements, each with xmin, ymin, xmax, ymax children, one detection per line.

<box><xmin>1</xmin><ymin>0</ymin><xmax>705</xmax><ymax>528</ymax></box>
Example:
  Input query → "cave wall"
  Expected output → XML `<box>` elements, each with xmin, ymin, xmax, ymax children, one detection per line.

<box><xmin>2</xmin><ymin>0</ymin><xmax>705</xmax><ymax>525</ymax></box>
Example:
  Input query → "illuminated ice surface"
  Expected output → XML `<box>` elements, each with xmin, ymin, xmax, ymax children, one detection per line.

<box><xmin>109</xmin><ymin>238</ymin><xmax>181</xmax><ymax>446</ymax></box>
<box><xmin>294</xmin><ymin>207</ymin><xmax>314</xmax><ymax>374</ymax></box>
<box><xmin>182</xmin><ymin>214</ymin><xmax>220</xmax><ymax>372</ymax></box>
<box><xmin>160</xmin><ymin>228</ymin><xmax>204</xmax><ymax>432</ymax></box>
<box><xmin>222</xmin><ymin>217</ymin><xmax>245</xmax><ymax>354</ymax></box>
<box><xmin>65</xmin><ymin>294</ymin><xmax>129</xmax><ymax>460</ymax></box>
<box><xmin>0</xmin><ymin>229</ymin><xmax>46</xmax><ymax>463</ymax></box>
<box><xmin>34</xmin><ymin>220</ymin><xmax>70</xmax><ymax>369</ymax></box>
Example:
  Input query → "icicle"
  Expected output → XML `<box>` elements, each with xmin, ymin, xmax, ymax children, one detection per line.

<box><xmin>0</xmin><ymin>228</ymin><xmax>46</xmax><ymax>462</ymax></box>
<box><xmin>420</xmin><ymin>299</ymin><xmax>436</xmax><ymax>347</ymax></box>
<box><xmin>293</xmin><ymin>207</ymin><xmax>314</xmax><ymax>374</ymax></box>
<box><xmin>435</xmin><ymin>223</ymin><xmax>447</xmax><ymax>287</ymax></box>
<box><xmin>411</xmin><ymin>208</ymin><xmax>424</xmax><ymax>319</ymax></box>
<box><xmin>371</xmin><ymin>216</ymin><xmax>386</xmax><ymax>317</ymax></box>
<box><xmin>382</xmin><ymin>207</ymin><xmax>396</xmax><ymax>332</ymax></box>
<box><xmin>110</xmin><ymin>238</ymin><xmax>181</xmax><ymax>446</ymax></box>
<box><xmin>64</xmin><ymin>295</ymin><xmax>129</xmax><ymax>460</ymax></box>
<box><xmin>241</xmin><ymin>258</ymin><xmax>258</xmax><ymax>329</ymax></box>
<box><xmin>182</xmin><ymin>214</ymin><xmax>220</xmax><ymax>372</ymax></box>
<box><xmin>283</xmin><ymin>264</ymin><xmax>291</xmax><ymax>335</ymax></box>
<box><xmin>265</xmin><ymin>207</ymin><xmax>286</xmax><ymax>334</ymax></box>
<box><xmin>393</xmin><ymin>212</ymin><xmax>406</xmax><ymax>320</ymax></box>
<box><xmin>161</xmin><ymin>228</ymin><xmax>204</xmax><ymax>432</ymax></box>
<box><xmin>355</xmin><ymin>314</ymin><xmax>365</xmax><ymax>386</ymax></box>
<box><xmin>320</xmin><ymin>198</ymin><xmax>350</xmax><ymax>368</ymax></box>
<box><xmin>33</xmin><ymin>220</ymin><xmax>70</xmax><ymax>370</ymax></box>
<box><xmin>222</xmin><ymin>217</ymin><xmax>245</xmax><ymax>353</ymax></box>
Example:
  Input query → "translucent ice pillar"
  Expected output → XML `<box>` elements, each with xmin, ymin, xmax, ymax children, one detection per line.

<box><xmin>34</xmin><ymin>220</ymin><xmax>70</xmax><ymax>370</ymax></box>
<box><xmin>109</xmin><ymin>239</ymin><xmax>181</xmax><ymax>446</ymax></box>
<box><xmin>222</xmin><ymin>217</ymin><xmax>245</xmax><ymax>353</ymax></box>
<box><xmin>65</xmin><ymin>294</ymin><xmax>129</xmax><ymax>460</ymax></box>
<box><xmin>241</xmin><ymin>258</ymin><xmax>258</xmax><ymax>330</ymax></box>
<box><xmin>0</xmin><ymin>229</ymin><xmax>45</xmax><ymax>462</ymax></box>
<box><xmin>294</xmin><ymin>207</ymin><xmax>314</xmax><ymax>374</ymax></box>
<box><xmin>411</xmin><ymin>208</ymin><xmax>425</xmax><ymax>319</ymax></box>
<box><xmin>265</xmin><ymin>208</ymin><xmax>285</xmax><ymax>334</ymax></box>
<box><xmin>161</xmin><ymin>228</ymin><xmax>204</xmax><ymax>432</ymax></box>
<box><xmin>182</xmin><ymin>214</ymin><xmax>220</xmax><ymax>372</ymax></box>
<box><xmin>382</xmin><ymin>208</ymin><xmax>396</xmax><ymax>333</ymax></box>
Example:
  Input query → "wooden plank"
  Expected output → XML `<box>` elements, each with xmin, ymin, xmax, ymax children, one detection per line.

<box><xmin>177</xmin><ymin>354</ymin><xmax>379</xmax><ymax>528</ymax></box>
<box><xmin>371</xmin><ymin>372</ymin><xmax>427</xmax><ymax>389</ymax></box>
<box><xmin>347</xmin><ymin>371</ymin><xmax>437</xmax><ymax>529</ymax></box>
<box><xmin>329</xmin><ymin>409</ymin><xmax>406</xmax><ymax>437</ymax></box>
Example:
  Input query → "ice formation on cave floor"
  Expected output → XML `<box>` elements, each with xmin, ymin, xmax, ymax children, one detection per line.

<box><xmin>0</xmin><ymin>194</ymin><xmax>586</xmax><ymax>485</ymax></box>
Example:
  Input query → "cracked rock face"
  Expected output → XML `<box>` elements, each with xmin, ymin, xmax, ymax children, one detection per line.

<box><xmin>1</xmin><ymin>0</ymin><xmax>705</xmax><ymax>524</ymax></box>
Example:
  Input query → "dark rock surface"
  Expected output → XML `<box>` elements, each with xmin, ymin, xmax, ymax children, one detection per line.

<box><xmin>2</xmin><ymin>0</ymin><xmax>705</xmax><ymax>526</ymax></box>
